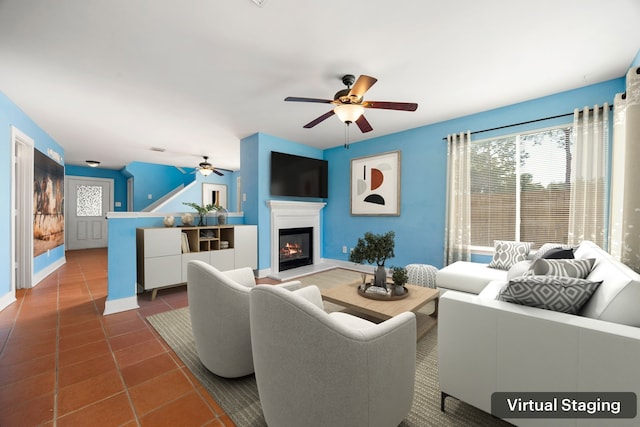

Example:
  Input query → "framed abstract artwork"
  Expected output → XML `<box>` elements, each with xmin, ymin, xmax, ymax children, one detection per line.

<box><xmin>350</xmin><ymin>150</ymin><xmax>401</xmax><ymax>216</ymax></box>
<box><xmin>202</xmin><ymin>183</ymin><xmax>228</xmax><ymax>209</ymax></box>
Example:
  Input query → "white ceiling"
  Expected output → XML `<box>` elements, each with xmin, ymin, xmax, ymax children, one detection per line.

<box><xmin>0</xmin><ymin>0</ymin><xmax>639</xmax><ymax>171</ymax></box>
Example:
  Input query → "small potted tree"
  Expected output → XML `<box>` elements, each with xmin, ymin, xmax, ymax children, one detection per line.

<box><xmin>349</xmin><ymin>231</ymin><xmax>395</xmax><ymax>289</ymax></box>
<box><xmin>390</xmin><ymin>266</ymin><xmax>408</xmax><ymax>296</ymax></box>
<box><xmin>182</xmin><ymin>202</ymin><xmax>219</xmax><ymax>226</ymax></box>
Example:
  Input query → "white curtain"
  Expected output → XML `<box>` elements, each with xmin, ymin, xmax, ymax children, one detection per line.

<box><xmin>444</xmin><ymin>131</ymin><xmax>471</xmax><ymax>265</ymax></box>
<box><xmin>610</xmin><ymin>66</ymin><xmax>640</xmax><ymax>272</ymax></box>
<box><xmin>568</xmin><ymin>103</ymin><xmax>609</xmax><ymax>248</ymax></box>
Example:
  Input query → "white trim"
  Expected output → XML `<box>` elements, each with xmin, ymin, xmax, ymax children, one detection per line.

<box><xmin>33</xmin><ymin>256</ymin><xmax>66</xmax><ymax>286</ymax></box>
<box><xmin>103</xmin><ymin>295</ymin><xmax>140</xmax><ymax>315</ymax></box>
<box><xmin>147</xmin><ymin>182</ymin><xmax>190</xmax><ymax>212</ymax></box>
<box><xmin>11</xmin><ymin>126</ymin><xmax>34</xmax><ymax>291</ymax></box>
<box><xmin>266</xmin><ymin>200</ymin><xmax>326</xmax><ymax>276</ymax></box>
<box><xmin>106</xmin><ymin>211</ymin><xmax>244</xmax><ymax>219</ymax></box>
<box><xmin>0</xmin><ymin>291</ymin><xmax>17</xmax><ymax>312</ymax></box>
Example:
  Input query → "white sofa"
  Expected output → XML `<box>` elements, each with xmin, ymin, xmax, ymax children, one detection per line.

<box><xmin>437</xmin><ymin>241</ymin><xmax>640</xmax><ymax>426</ymax></box>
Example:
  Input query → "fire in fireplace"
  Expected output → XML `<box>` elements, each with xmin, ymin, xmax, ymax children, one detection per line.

<box><xmin>279</xmin><ymin>227</ymin><xmax>313</xmax><ymax>271</ymax></box>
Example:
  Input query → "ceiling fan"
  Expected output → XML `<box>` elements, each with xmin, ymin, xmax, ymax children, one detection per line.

<box><xmin>196</xmin><ymin>156</ymin><xmax>224</xmax><ymax>176</ymax></box>
<box><xmin>284</xmin><ymin>74</ymin><xmax>418</xmax><ymax>133</ymax></box>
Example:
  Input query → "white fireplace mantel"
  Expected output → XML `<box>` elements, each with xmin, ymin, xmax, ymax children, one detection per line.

<box><xmin>266</xmin><ymin>200</ymin><xmax>326</xmax><ymax>276</ymax></box>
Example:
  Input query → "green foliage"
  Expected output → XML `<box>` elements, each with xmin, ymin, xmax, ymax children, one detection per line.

<box><xmin>390</xmin><ymin>266</ymin><xmax>408</xmax><ymax>287</ymax></box>
<box><xmin>182</xmin><ymin>202</ymin><xmax>219</xmax><ymax>215</ymax></box>
<box><xmin>349</xmin><ymin>231</ymin><xmax>395</xmax><ymax>267</ymax></box>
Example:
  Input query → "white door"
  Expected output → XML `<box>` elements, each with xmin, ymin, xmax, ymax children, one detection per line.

<box><xmin>65</xmin><ymin>177</ymin><xmax>113</xmax><ymax>250</ymax></box>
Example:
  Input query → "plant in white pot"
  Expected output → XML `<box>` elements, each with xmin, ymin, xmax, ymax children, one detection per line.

<box><xmin>349</xmin><ymin>231</ymin><xmax>395</xmax><ymax>289</ymax></box>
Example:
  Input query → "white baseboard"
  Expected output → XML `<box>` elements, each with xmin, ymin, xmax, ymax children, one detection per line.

<box><xmin>0</xmin><ymin>291</ymin><xmax>17</xmax><ymax>313</ymax></box>
<box><xmin>103</xmin><ymin>295</ymin><xmax>139</xmax><ymax>316</ymax></box>
<box><xmin>33</xmin><ymin>256</ymin><xmax>67</xmax><ymax>286</ymax></box>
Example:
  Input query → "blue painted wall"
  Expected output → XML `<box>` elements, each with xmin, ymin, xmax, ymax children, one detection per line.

<box><xmin>0</xmin><ymin>91</ymin><xmax>66</xmax><ymax>300</ymax></box>
<box><xmin>65</xmin><ymin>164</ymin><xmax>129</xmax><ymax>211</ymax></box>
<box><xmin>160</xmin><ymin>168</ymin><xmax>237</xmax><ymax>217</ymax></box>
<box><xmin>322</xmin><ymin>77</ymin><xmax>625</xmax><ymax>269</ymax></box>
<box><xmin>123</xmin><ymin>161</ymin><xmax>196</xmax><ymax>211</ymax></box>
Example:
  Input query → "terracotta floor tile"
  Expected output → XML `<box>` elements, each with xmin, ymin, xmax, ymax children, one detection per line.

<box><xmin>0</xmin><ymin>353</ymin><xmax>55</xmax><ymax>385</ymax></box>
<box><xmin>58</xmin><ymin>353</ymin><xmax>118</xmax><ymax>388</ymax></box>
<box><xmin>58</xmin><ymin>327</ymin><xmax>107</xmax><ymax>352</ymax></box>
<box><xmin>0</xmin><ymin>339</ymin><xmax>57</xmax><ymax>365</ymax></box>
<box><xmin>108</xmin><ymin>327</ymin><xmax>156</xmax><ymax>351</ymax></box>
<box><xmin>59</xmin><ymin>316</ymin><xmax>103</xmax><ymax>336</ymax></box>
<box><xmin>139</xmin><ymin>391</ymin><xmax>216</xmax><ymax>427</ymax></box>
<box><xmin>104</xmin><ymin>316</ymin><xmax>148</xmax><ymax>337</ymax></box>
<box><xmin>58</xmin><ymin>339</ymin><xmax>111</xmax><ymax>367</ymax></box>
<box><xmin>128</xmin><ymin>369</ymin><xmax>193</xmax><ymax>416</ymax></box>
<box><xmin>120</xmin><ymin>352</ymin><xmax>180</xmax><ymax>387</ymax></box>
<box><xmin>57</xmin><ymin>369</ymin><xmax>125</xmax><ymax>416</ymax></box>
<box><xmin>0</xmin><ymin>391</ymin><xmax>55</xmax><ymax>427</ymax></box>
<box><xmin>0</xmin><ymin>369</ymin><xmax>56</xmax><ymax>407</ymax></box>
<box><xmin>56</xmin><ymin>392</ymin><xmax>135</xmax><ymax>427</ymax></box>
<box><xmin>114</xmin><ymin>337</ymin><xmax>167</xmax><ymax>368</ymax></box>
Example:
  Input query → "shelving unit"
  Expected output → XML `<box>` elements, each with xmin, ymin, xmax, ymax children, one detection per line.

<box><xmin>136</xmin><ymin>225</ymin><xmax>256</xmax><ymax>299</ymax></box>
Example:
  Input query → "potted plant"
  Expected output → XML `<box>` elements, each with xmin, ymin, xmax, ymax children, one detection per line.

<box><xmin>182</xmin><ymin>202</ymin><xmax>219</xmax><ymax>226</ymax></box>
<box><xmin>349</xmin><ymin>231</ymin><xmax>395</xmax><ymax>289</ymax></box>
<box><xmin>390</xmin><ymin>266</ymin><xmax>408</xmax><ymax>296</ymax></box>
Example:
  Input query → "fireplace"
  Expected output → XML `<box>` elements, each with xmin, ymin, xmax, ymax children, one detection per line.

<box><xmin>279</xmin><ymin>227</ymin><xmax>313</xmax><ymax>271</ymax></box>
<box><xmin>266</xmin><ymin>200</ymin><xmax>325</xmax><ymax>278</ymax></box>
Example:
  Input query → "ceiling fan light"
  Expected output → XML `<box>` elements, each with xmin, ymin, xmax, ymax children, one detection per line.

<box><xmin>85</xmin><ymin>160</ymin><xmax>100</xmax><ymax>167</ymax></box>
<box><xmin>334</xmin><ymin>104</ymin><xmax>364</xmax><ymax>123</ymax></box>
<box><xmin>199</xmin><ymin>168</ymin><xmax>213</xmax><ymax>177</ymax></box>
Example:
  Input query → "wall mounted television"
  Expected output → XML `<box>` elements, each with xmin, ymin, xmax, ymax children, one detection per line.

<box><xmin>270</xmin><ymin>151</ymin><xmax>328</xmax><ymax>198</ymax></box>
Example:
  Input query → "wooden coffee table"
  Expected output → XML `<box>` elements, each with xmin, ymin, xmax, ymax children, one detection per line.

<box><xmin>321</xmin><ymin>280</ymin><xmax>440</xmax><ymax>340</ymax></box>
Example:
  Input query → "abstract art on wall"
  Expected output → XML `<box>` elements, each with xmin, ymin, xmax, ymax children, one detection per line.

<box><xmin>33</xmin><ymin>148</ymin><xmax>65</xmax><ymax>256</ymax></box>
<box><xmin>351</xmin><ymin>151</ymin><xmax>400</xmax><ymax>216</ymax></box>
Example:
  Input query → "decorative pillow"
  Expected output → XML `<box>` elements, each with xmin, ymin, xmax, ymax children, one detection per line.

<box><xmin>497</xmin><ymin>275</ymin><xmax>602</xmax><ymax>314</ymax></box>
<box><xmin>507</xmin><ymin>260</ymin><xmax>533</xmax><ymax>280</ymax></box>
<box><xmin>541</xmin><ymin>247</ymin><xmax>575</xmax><ymax>259</ymax></box>
<box><xmin>529</xmin><ymin>258</ymin><xmax>595</xmax><ymax>279</ymax></box>
<box><xmin>488</xmin><ymin>241</ymin><xmax>532</xmax><ymax>270</ymax></box>
<box><xmin>532</xmin><ymin>243</ymin><xmax>576</xmax><ymax>260</ymax></box>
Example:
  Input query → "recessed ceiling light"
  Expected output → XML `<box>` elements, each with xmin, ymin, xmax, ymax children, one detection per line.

<box><xmin>86</xmin><ymin>160</ymin><xmax>100</xmax><ymax>167</ymax></box>
<box><xmin>251</xmin><ymin>0</ymin><xmax>267</xmax><ymax>7</ymax></box>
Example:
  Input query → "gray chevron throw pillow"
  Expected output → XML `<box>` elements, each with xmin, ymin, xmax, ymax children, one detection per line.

<box><xmin>529</xmin><ymin>258</ymin><xmax>595</xmax><ymax>279</ymax></box>
<box><xmin>498</xmin><ymin>275</ymin><xmax>602</xmax><ymax>314</ymax></box>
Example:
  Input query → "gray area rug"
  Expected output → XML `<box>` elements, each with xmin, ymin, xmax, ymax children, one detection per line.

<box><xmin>146</xmin><ymin>269</ymin><xmax>511</xmax><ymax>426</ymax></box>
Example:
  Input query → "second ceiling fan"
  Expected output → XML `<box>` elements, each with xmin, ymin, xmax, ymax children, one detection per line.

<box><xmin>285</xmin><ymin>74</ymin><xmax>418</xmax><ymax>133</ymax></box>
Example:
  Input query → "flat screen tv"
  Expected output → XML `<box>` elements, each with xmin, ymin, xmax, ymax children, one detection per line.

<box><xmin>270</xmin><ymin>151</ymin><xmax>328</xmax><ymax>198</ymax></box>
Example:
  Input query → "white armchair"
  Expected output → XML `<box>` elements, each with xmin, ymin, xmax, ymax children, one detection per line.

<box><xmin>186</xmin><ymin>260</ymin><xmax>301</xmax><ymax>378</ymax></box>
<box><xmin>249</xmin><ymin>284</ymin><xmax>416</xmax><ymax>427</ymax></box>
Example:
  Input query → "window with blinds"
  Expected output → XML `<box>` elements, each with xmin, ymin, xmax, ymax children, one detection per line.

<box><xmin>470</xmin><ymin>125</ymin><xmax>573</xmax><ymax>249</ymax></box>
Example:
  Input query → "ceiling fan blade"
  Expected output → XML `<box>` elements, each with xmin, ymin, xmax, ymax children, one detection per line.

<box><xmin>213</xmin><ymin>169</ymin><xmax>224</xmax><ymax>176</ymax></box>
<box><xmin>363</xmin><ymin>101</ymin><xmax>418</xmax><ymax>111</ymax></box>
<box><xmin>285</xmin><ymin>96</ymin><xmax>333</xmax><ymax>104</ymax></box>
<box><xmin>348</xmin><ymin>75</ymin><xmax>377</xmax><ymax>99</ymax></box>
<box><xmin>355</xmin><ymin>115</ymin><xmax>373</xmax><ymax>133</ymax></box>
<box><xmin>303</xmin><ymin>110</ymin><xmax>335</xmax><ymax>128</ymax></box>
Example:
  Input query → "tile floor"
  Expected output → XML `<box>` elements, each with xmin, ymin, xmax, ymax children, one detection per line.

<box><xmin>0</xmin><ymin>248</ymin><xmax>277</xmax><ymax>427</ymax></box>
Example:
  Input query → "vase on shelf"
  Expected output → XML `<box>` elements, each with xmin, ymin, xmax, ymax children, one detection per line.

<box><xmin>217</xmin><ymin>207</ymin><xmax>228</xmax><ymax>225</ymax></box>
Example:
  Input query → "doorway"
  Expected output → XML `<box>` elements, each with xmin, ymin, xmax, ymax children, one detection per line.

<box><xmin>11</xmin><ymin>126</ymin><xmax>34</xmax><ymax>291</ymax></box>
<box><xmin>65</xmin><ymin>176</ymin><xmax>114</xmax><ymax>250</ymax></box>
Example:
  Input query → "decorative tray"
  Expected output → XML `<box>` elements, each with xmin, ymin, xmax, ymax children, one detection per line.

<box><xmin>357</xmin><ymin>284</ymin><xmax>409</xmax><ymax>301</ymax></box>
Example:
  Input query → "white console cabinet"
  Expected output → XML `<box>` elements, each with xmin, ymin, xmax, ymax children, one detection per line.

<box><xmin>137</xmin><ymin>225</ymin><xmax>257</xmax><ymax>299</ymax></box>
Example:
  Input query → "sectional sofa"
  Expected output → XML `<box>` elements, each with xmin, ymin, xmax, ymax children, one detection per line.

<box><xmin>436</xmin><ymin>240</ymin><xmax>640</xmax><ymax>426</ymax></box>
